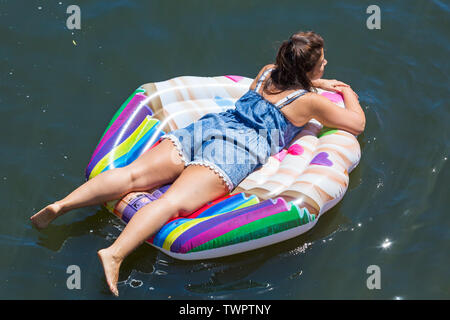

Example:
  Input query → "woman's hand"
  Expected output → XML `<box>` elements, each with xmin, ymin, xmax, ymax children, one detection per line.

<box><xmin>335</xmin><ymin>85</ymin><xmax>359</xmax><ymax>100</ymax></box>
<box><xmin>313</xmin><ymin>79</ymin><xmax>350</xmax><ymax>92</ymax></box>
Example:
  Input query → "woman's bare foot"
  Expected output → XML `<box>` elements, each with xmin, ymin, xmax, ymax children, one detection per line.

<box><xmin>30</xmin><ymin>202</ymin><xmax>63</xmax><ymax>229</ymax></box>
<box><xmin>97</xmin><ymin>248</ymin><xmax>122</xmax><ymax>297</ymax></box>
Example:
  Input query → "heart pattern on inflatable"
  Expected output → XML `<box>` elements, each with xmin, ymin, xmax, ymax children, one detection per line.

<box><xmin>273</xmin><ymin>143</ymin><xmax>304</xmax><ymax>162</ymax></box>
<box><xmin>310</xmin><ymin>152</ymin><xmax>333</xmax><ymax>167</ymax></box>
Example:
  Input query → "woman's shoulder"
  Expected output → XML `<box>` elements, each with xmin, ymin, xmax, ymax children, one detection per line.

<box><xmin>286</xmin><ymin>90</ymin><xmax>320</xmax><ymax>113</ymax></box>
<box><xmin>262</xmin><ymin>63</ymin><xmax>276</xmax><ymax>73</ymax></box>
<box><xmin>256</xmin><ymin>64</ymin><xmax>276</xmax><ymax>79</ymax></box>
<box><xmin>265</xmin><ymin>63</ymin><xmax>277</xmax><ymax>69</ymax></box>
<box><xmin>249</xmin><ymin>64</ymin><xmax>277</xmax><ymax>90</ymax></box>
<box><xmin>295</xmin><ymin>90</ymin><xmax>323</xmax><ymax>107</ymax></box>
<box><xmin>292</xmin><ymin>90</ymin><xmax>335</xmax><ymax>116</ymax></box>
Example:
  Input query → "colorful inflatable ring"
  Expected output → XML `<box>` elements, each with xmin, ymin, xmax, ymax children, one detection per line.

<box><xmin>85</xmin><ymin>75</ymin><xmax>361</xmax><ymax>260</ymax></box>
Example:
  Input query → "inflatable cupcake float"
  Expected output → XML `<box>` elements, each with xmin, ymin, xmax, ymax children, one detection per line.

<box><xmin>85</xmin><ymin>74</ymin><xmax>361</xmax><ymax>260</ymax></box>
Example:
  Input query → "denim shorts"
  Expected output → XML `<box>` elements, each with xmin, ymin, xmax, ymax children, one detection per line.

<box><xmin>160</xmin><ymin>110</ymin><xmax>271</xmax><ymax>192</ymax></box>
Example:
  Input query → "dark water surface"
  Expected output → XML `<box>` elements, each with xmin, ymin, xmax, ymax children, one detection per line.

<box><xmin>1</xmin><ymin>0</ymin><xmax>449</xmax><ymax>299</ymax></box>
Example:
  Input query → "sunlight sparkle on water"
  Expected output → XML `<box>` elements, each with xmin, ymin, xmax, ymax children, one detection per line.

<box><xmin>381</xmin><ymin>238</ymin><xmax>392</xmax><ymax>249</ymax></box>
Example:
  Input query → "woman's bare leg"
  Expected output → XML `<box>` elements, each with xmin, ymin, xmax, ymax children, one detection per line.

<box><xmin>30</xmin><ymin>139</ymin><xmax>185</xmax><ymax>229</ymax></box>
<box><xmin>97</xmin><ymin>165</ymin><xmax>228</xmax><ymax>296</ymax></box>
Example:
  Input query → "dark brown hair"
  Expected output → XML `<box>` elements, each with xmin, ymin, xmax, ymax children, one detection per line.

<box><xmin>263</xmin><ymin>31</ymin><xmax>324</xmax><ymax>94</ymax></box>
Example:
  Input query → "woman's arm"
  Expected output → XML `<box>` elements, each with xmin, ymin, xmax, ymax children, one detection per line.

<box><xmin>308</xmin><ymin>86</ymin><xmax>366</xmax><ymax>135</ymax></box>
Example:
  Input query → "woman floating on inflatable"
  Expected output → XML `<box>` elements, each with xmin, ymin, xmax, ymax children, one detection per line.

<box><xmin>30</xmin><ymin>31</ymin><xmax>365</xmax><ymax>296</ymax></box>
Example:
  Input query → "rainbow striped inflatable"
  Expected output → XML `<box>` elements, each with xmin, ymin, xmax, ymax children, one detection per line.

<box><xmin>85</xmin><ymin>75</ymin><xmax>361</xmax><ymax>260</ymax></box>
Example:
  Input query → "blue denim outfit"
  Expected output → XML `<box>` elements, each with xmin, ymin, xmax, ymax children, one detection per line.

<box><xmin>161</xmin><ymin>68</ymin><xmax>306</xmax><ymax>191</ymax></box>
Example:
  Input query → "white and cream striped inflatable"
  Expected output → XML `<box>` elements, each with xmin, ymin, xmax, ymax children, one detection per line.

<box><xmin>88</xmin><ymin>74</ymin><xmax>361</xmax><ymax>260</ymax></box>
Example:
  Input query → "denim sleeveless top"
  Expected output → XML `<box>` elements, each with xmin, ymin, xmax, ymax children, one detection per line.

<box><xmin>161</xmin><ymin>67</ymin><xmax>307</xmax><ymax>191</ymax></box>
<box><xmin>232</xmin><ymin>68</ymin><xmax>306</xmax><ymax>152</ymax></box>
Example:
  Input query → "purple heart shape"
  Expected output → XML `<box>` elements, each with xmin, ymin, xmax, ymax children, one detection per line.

<box><xmin>310</xmin><ymin>152</ymin><xmax>333</xmax><ymax>167</ymax></box>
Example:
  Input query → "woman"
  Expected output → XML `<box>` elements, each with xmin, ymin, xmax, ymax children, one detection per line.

<box><xmin>30</xmin><ymin>31</ymin><xmax>365</xmax><ymax>296</ymax></box>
